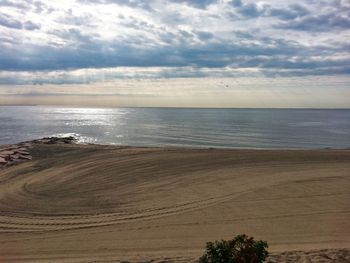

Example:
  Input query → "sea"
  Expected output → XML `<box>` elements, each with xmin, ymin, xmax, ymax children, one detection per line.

<box><xmin>0</xmin><ymin>106</ymin><xmax>349</xmax><ymax>149</ymax></box>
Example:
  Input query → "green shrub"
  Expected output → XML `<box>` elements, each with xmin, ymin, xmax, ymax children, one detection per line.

<box><xmin>199</xmin><ymin>234</ymin><xmax>268</xmax><ymax>263</ymax></box>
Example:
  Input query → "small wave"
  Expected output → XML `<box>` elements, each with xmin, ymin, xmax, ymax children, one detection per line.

<box><xmin>51</xmin><ymin>133</ymin><xmax>97</xmax><ymax>144</ymax></box>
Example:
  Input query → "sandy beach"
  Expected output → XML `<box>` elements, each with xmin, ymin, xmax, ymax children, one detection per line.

<box><xmin>0</xmin><ymin>141</ymin><xmax>349</xmax><ymax>262</ymax></box>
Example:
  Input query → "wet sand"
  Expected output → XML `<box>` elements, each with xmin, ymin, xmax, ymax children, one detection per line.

<box><xmin>0</xmin><ymin>142</ymin><xmax>349</xmax><ymax>262</ymax></box>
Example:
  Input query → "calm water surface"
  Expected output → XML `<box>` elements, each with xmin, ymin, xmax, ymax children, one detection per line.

<box><xmin>0</xmin><ymin>106</ymin><xmax>349</xmax><ymax>149</ymax></box>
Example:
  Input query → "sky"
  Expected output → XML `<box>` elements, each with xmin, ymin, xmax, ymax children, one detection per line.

<box><xmin>0</xmin><ymin>0</ymin><xmax>349</xmax><ymax>108</ymax></box>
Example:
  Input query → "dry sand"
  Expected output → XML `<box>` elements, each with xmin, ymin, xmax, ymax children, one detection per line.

<box><xmin>0</xmin><ymin>143</ymin><xmax>349</xmax><ymax>262</ymax></box>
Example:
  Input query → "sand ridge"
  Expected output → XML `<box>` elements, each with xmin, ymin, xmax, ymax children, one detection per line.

<box><xmin>0</xmin><ymin>143</ymin><xmax>349</xmax><ymax>262</ymax></box>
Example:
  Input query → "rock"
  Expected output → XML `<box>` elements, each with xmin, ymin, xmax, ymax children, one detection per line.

<box><xmin>0</xmin><ymin>141</ymin><xmax>34</xmax><ymax>168</ymax></box>
<box><xmin>19</xmin><ymin>155</ymin><xmax>32</xmax><ymax>160</ymax></box>
<box><xmin>10</xmin><ymin>154</ymin><xmax>20</xmax><ymax>160</ymax></box>
<box><xmin>0</xmin><ymin>151</ymin><xmax>14</xmax><ymax>155</ymax></box>
<box><xmin>9</xmin><ymin>145</ymin><xmax>19</xmax><ymax>149</ymax></box>
<box><xmin>0</xmin><ymin>157</ymin><xmax>7</xmax><ymax>164</ymax></box>
<box><xmin>34</xmin><ymin>136</ymin><xmax>76</xmax><ymax>145</ymax></box>
<box><xmin>15</xmin><ymin>147</ymin><xmax>28</xmax><ymax>152</ymax></box>
<box><xmin>0</xmin><ymin>147</ymin><xmax>14</xmax><ymax>151</ymax></box>
<box><xmin>15</xmin><ymin>150</ymin><xmax>30</xmax><ymax>155</ymax></box>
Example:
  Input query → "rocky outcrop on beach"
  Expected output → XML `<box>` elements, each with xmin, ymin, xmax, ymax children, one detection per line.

<box><xmin>0</xmin><ymin>142</ymin><xmax>32</xmax><ymax>168</ymax></box>
<box><xmin>0</xmin><ymin>136</ymin><xmax>76</xmax><ymax>168</ymax></box>
<box><xmin>32</xmin><ymin>136</ymin><xmax>76</xmax><ymax>145</ymax></box>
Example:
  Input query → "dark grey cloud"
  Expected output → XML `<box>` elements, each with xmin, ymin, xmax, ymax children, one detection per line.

<box><xmin>276</xmin><ymin>13</ymin><xmax>350</xmax><ymax>31</ymax></box>
<box><xmin>172</xmin><ymin>0</ymin><xmax>217</xmax><ymax>9</ymax></box>
<box><xmin>0</xmin><ymin>13</ymin><xmax>22</xmax><ymax>29</ymax></box>
<box><xmin>230</xmin><ymin>1</ymin><xmax>311</xmax><ymax>20</ymax></box>
<box><xmin>236</xmin><ymin>3</ymin><xmax>261</xmax><ymax>18</ymax></box>
<box><xmin>0</xmin><ymin>28</ymin><xmax>345</xmax><ymax>73</ymax></box>
<box><xmin>23</xmin><ymin>21</ymin><xmax>41</xmax><ymax>30</ymax></box>
<box><xmin>80</xmin><ymin>0</ymin><xmax>217</xmax><ymax>10</ymax></box>
<box><xmin>49</xmin><ymin>28</ymin><xmax>98</xmax><ymax>44</ymax></box>
<box><xmin>231</xmin><ymin>0</ymin><xmax>242</xmax><ymax>7</ymax></box>
<box><xmin>267</xmin><ymin>4</ymin><xmax>310</xmax><ymax>20</ymax></box>
<box><xmin>81</xmin><ymin>0</ymin><xmax>217</xmax><ymax>10</ymax></box>
<box><xmin>0</xmin><ymin>13</ymin><xmax>40</xmax><ymax>30</ymax></box>
<box><xmin>195</xmin><ymin>30</ymin><xmax>214</xmax><ymax>41</ymax></box>
<box><xmin>262</xmin><ymin>66</ymin><xmax>350</xmax><ymax>77</ymax></box>
<box><xmin>231</xmin><ymin>55</ymin><xmax>350</xmax><ymax>71</ymax></box>
<box><xmin>229</xmin><ymin>0</ymin><xmax>350</xmax><ymax>34</ymax></box>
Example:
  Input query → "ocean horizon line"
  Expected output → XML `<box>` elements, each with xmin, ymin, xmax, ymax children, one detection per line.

<box><xmin>1</xmin><ymin>104</ymin><xmax>350</xmax><ymax>110</ymax></box>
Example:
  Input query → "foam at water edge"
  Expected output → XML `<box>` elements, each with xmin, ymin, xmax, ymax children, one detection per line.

<box><xmin>52</xmin><ymin>133</ymin><xmax>97</xmax><ymax>144</ymax></box>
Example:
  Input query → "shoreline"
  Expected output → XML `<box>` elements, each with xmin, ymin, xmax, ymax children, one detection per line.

<box><xmin>2</xmin><ymin>136</ymin><xmax>350</xmax><ymax>152</ymax></box>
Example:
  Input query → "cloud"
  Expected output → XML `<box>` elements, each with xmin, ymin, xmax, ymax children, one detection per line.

<box><xmin>0</xmin><ymin>13</ymin><xmax>22</xmax><ymax>29</ymax></box>
<box><xmin>78</xmin><ymin>0</ymin><xmax>153</xmax><ymax>10</ymax></box>
<box><xmin>0</xmin><ymin>0</ymin><xmax>53</xmax><ymax>13</ymax></box>
<box><xmin>229</xmin><ymin>0</ymin><xmax>350</xmax><ymax>33</ymax></box>
<box><xmin>0</xmin><ymin>0</ymin><xmax>28</xmax><ymax>9</ymax></box>
<box><xmin>194</xmin><ymin>30</ymin><xmax>214</xmax><ymax>40</ymax></box>
<box><xmin>172</xmin><ymin>0</ymin><xmax>217</xmax><ymax>9</ymax></box>
<box><xmin>235</xmin><ymin>3</ymin><xmax>261</xmax><ymax>18</ymax></box>
<box><xmin>0</xmin><ymin>32</ymin><xmax>318</xmax><ymax>71</ymax></box>
<box><xmin>231</xmin><ymin>0</ymin><xmax>242</xmax><ymax>7</ymax></box>
<box><xmin>81</xmin><ymin>0</ymin><xmax>218</xmax><ymax>10</ymax></box>
<box><xmin>23</xmin><ymin>21</ymin><xmax>41</xmax><ymax>30</ymax></box>
<box><xmin>230</xmin><ymin>1</ymin><xmax>311</xmax><ymax>20</ymax></box>
<box><xmin>0</xmin><ymin>13</ymin><xmax>40</xmax><ymax>30</ymax></box>
<box><xmin>267</xmin><ymin>4</ymin><xmax>310</xmax><ymax>20</ymax></box>
<box><xmin>0</xmin><ymin>0</ymin><xmax>349</xmax><ymax>83</ymax></box>
<box><xmin>276</xmin><ymin>13</ymin><xmax>350</xmax><ymax>31</ymax></box>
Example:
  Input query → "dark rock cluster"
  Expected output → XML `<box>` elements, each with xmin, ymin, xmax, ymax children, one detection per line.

<box><xmin>0</xmin><ymin>137</ymin><xmax>76</xmax><ymax>168</ymax></box>
<box><xmin>0</xmin><ymin>142</ymin><xmax>32</xmax><ymax>168</ymax></box>
<box><xmin>32</xmin><ymin>136</ymin><xmax>77</xmax><ymax>144</ymax></box>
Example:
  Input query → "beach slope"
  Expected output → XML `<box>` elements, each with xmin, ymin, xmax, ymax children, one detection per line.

<box><xmin>0</xmin><ymin>142</ymin><xmax>349</xmax><ymax>262</ymax></box>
